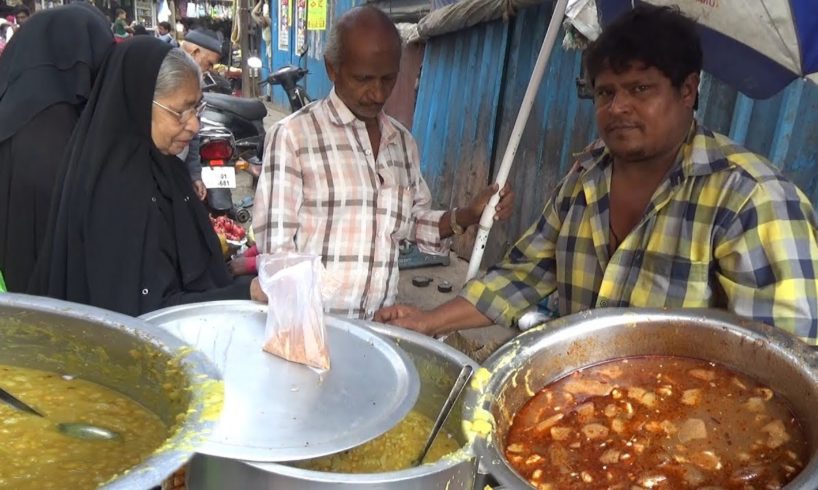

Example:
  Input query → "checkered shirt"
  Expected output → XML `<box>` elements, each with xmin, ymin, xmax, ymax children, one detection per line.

<box><xmin>462</xmin><ymin>123</ymin><xmax>818</xmax><ymax>344</ymax></box>
<box><xmin>254</xmin><ymin>89</ymin><xmax>449</xmax><ymax>319</ymax></box>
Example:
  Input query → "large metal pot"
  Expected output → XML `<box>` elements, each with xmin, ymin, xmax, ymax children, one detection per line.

<box><xmin>0</xmin><ymin>293</ymin><xmax>223</xmax><ymax>489</ymax></box>
<box><xmin>463</xmin><ymin>308</ymin><xmax>818</xmax><ymax>489</ymax></box>
<box><xmin>183</xmin><ymin>320</ymin><xmax>480</xmax><ymax>489</ymax></box>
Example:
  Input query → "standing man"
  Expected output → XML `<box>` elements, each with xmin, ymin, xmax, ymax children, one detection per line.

<box><xmin>253</xmin><ymin>6</ymin><xmax>514</xmax><ymax>319</ymax></box>
<box><xmin>180</xmin><ymin>28</ymin><xmax>223</xmax><ymax>201</ymax></box>
<box><xmin>376</xmin><ymin>5</ymin><xmax>818</xmax><ymax>345</ymax></box>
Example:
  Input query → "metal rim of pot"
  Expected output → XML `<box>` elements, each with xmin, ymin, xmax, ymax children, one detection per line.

<box><xmin>462</xmin><ymin>307</ymin><xmax>818</xmax><ymax>489</ymax></box>
<box><xmin>0</xmin><ymin>292</ymin><xmax>224</xmax><ymax>490</ymax></box>
<box><xmin>241</xmin><ymin>321</ymin><xmax>480</xmax><ymax>484</ymax></box>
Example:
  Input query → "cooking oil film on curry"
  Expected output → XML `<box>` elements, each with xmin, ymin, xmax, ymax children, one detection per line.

<box><xmin>464</xmin><ymin>308</ymin><xmax>818</xmax><ymax>490</ymax></box>
<box><xmin>141</xmin><ymin>300</ymin><xmax>421</xmax><ymax>463</ymax></box>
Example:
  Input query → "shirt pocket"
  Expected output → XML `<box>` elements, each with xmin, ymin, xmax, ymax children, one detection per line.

<box><xmin>376</xmin><ymin>185</ymin><xmax>413</xmax><ymax>241</ymax></box>
<box><xmin>631</xmin><ymin>252</ymin><xmax>711</xmax><ymax>308</ymax></box>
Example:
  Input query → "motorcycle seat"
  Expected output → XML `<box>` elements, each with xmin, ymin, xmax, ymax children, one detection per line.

<box><xmin>204</xmin><ymin>93</ymin><xmax>268</xmax><ymax>121</ymax></box>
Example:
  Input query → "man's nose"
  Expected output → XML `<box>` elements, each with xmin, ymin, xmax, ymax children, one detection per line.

<box><xmin>608</xmin><ymin>91</ymin><xmax>632</xmax><ymax>114</ymax></box>
<box><xmin>370</xmin><ymin>81</ymin><xmax>389</xmax><ymax>104</ymax></box>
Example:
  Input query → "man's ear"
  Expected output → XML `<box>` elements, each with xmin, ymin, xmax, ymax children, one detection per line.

<box><xmin>324</xmin><ymin>56</ymin><xmax>337</xmax><ymax>83</ymax></box>
<box><xmin>681</xmin><ymin>72</ymin><xmax>700</xmax><ymax>109</ymax></box>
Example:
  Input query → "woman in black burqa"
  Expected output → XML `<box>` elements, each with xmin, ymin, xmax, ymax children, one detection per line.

<box><xmin>30</xmin><ymin>37</ymin><xmax>265</xmax><ymax>316</ymax></box>
<box><xmin>0</xmin><ymin>3</ymin><xmax>114</xmax><ymax>292</ymax></box>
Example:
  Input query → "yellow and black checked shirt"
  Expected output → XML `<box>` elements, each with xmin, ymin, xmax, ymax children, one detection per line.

<box><xmin>462</xmin><ymin>123</ymin><xmax>818</xmax><ymax>344</ymax></box>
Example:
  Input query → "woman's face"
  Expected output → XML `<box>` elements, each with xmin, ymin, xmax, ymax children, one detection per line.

<box><xmin>151</xmin><ymin>77</ymin><xmax>201</xmax><ymax>155</ymax></box>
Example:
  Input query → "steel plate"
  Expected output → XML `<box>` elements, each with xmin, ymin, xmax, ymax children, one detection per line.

<box><xmin>141</xmin><ymin>301</ymin><xmax>419</xmax><ymax>462</ymax></box>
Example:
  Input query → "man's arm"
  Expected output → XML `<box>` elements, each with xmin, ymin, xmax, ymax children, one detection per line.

<box><xmin>252</xmin><ymin>124</ymin><xmax>302</xmax><ymax>254</ymax></box>
<box><xmin>714</xmin><ymin>180</ymin><xmax>818</xmax><ymax>345</ymax></box>
<box><xmin>377</xmin><ymin>191</ymin><xmax>564</xmax><ymax>335</ymax></box>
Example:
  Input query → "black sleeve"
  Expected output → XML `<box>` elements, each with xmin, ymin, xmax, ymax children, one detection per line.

<box><xmin>185</xmin><ymin>134</ymin><xmax>202</xmax><ymax>181</ymax></box>
<box><xmin>161</xmin><ymin>275</ymin><xmax>253</xmax><ymax>308</ymax></box>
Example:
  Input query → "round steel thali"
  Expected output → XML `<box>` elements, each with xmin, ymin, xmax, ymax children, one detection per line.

<box><xmin>141</xmin><ymin>300</ymin><xmax>420</xmax><ymax>462</ymax></box>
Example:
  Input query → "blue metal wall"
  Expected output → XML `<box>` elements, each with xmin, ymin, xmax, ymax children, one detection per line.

<box><xmin>412</xmin><ymin>21</ymin><xmax>510</xmax><ymax>210</ymax></box>
<box><xmin>412</xmin><ymin>2</ymin><xmax>818</xmax><ymax>263</ymax></box>
<box><xmin>269</xmin><ymin>0</ymin><xmax>359</xmax><ymax>110</ymax></box>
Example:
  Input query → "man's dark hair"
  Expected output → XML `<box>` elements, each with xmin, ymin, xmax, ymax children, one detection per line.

<box><xmin>14</xmin><ymin>5</ymin><xmax>29</xmax><ymax>16</ymax></box>
<box><xmin>584</xmin><ymin>5</ymin><xmax>702</xmax><ymax>92</ymax></box>
<box><xmin>158</xmin><ymin>21</ymin><xmax>172</xmax><ymax>31</ymax></box>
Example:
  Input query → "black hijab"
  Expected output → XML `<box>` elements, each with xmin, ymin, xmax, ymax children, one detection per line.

<box><xmin>0</xmin><ymin>3</ymin><xmax>113</xmax><ymax>143</ymax></box>
<box><xmin>31</xmin><ymin>37</ymin><xmax>236</xmax><ymax>316</ymax></box>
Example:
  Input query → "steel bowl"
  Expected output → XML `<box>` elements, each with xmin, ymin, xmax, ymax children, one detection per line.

<box><xmin>0</xmin><ymin>293</ymin><xmax>223</xmax><ymax>489</ymax></box>
<box><xmin>463</xmin><ymin>308</ymin><xmax>818</xmax><ymax>489</ymax></box>
<box><xmin>183</xmin><ymin>320</ymin><xmax>480</xmax><ymax>489</ymax></box>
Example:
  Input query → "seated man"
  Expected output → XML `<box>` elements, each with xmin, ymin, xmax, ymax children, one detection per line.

<box><xmin>376</xmin><ymin>5</ymin><xmax>818</xmax><ymax>345</ymax></box>
<box><xmin>253</xmin><ymin>6</ymin><xmax>513</xmax><ymax>319</ymax></box>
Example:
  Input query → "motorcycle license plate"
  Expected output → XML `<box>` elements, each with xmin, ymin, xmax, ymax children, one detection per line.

<box><xmin>201</xmin><ymin>166</ymin><xmax>236</xmax><ymax>189</ymax></box>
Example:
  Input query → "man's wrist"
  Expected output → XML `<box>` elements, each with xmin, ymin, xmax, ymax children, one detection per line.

<box><xmin>450</xmin><ymin>207</ymin><xmax>466</xmax><ymax>235</ymax></box>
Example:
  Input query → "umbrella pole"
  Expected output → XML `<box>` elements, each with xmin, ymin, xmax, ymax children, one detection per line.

<box><xmin>465</xmin><ymin>0</ymin><xmax>570</xmax><ymax>280</ymax></box>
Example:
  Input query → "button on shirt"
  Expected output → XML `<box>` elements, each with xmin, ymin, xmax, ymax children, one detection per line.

<box><xmin>254</xmin><ymin>89</ymin><xmax>449</xmax><ymax>318</ymax></box>
<box><xmin>462</xmin><ymin>123</ymin><xmax>818</xmax><ymax>344</ymax></box>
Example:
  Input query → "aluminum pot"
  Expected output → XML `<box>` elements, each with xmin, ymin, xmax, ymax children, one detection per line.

<box><xmin>0</xmin><ymin>293</ymin><xmax>223</xmax><ymax>489</ymax></box>
<box><xmin>463</xmin><ymin>308</ymin><xmax>818</xmax><ymax>489</ymax></box>
<box><xmin>183</xmin><ymin>320</ymin><xmax>480</xmax><ymax>489</ymax></box>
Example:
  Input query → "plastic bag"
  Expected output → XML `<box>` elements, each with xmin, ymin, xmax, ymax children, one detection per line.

<box><xmin>257</xmin><ymin>253</ymin><xmax>330</xmax><ymax>370</ymax></box>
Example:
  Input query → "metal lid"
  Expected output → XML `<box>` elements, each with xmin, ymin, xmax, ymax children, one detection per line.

<box><xmin>141</xmin><ymin>301</ymin><xmax>419</xmax><ymax>462</ymax></box>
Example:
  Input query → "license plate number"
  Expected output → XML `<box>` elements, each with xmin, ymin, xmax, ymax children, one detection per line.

<box><xmin>201</xmin><ymin>166</ymin><xmax>236</xmax><ymax>189</ymax></box>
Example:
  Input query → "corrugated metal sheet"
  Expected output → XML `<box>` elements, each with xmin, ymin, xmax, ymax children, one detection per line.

<box><xmin>486</xmin><ymin>2</ymin><xmax>597</xmax><ymax>261</ymax></box>
<box><xmin>383</xmin><ymin>43</ymin><xmax>425</xmax><ymax>129</ymax></box>
<box><xmin>412</xmin><ymin>2</ymin><xmax>818</xmax><ymax>266</ymax></box>
<box><xmin>412</xmin><ymin>21</ymin><xmax>510</xmax><ymax>257</ymax></box>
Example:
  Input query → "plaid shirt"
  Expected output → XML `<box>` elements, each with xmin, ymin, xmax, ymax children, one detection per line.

<box><xmin>254</xmin><ymin>89</ymin><xmax>449</xmax><ymax>318</ymax></box>
<box><xmin>462</xmin><ymin>123</ymin><xmax>818</xmax><ymax>344</ymax></box>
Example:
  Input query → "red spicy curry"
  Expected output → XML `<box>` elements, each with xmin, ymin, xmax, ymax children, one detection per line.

<box><xmin>505</xmin><ymin>356</ymin><xmax>808</xmax><ymax>489</ymax></box>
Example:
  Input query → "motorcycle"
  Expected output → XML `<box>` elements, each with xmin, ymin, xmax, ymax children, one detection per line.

<box><xmin>262</xmin><ymin>64</ymin><xmax>310</xmax><ymax>112</ymax></box>
<box><xmin>198</xmin><ymin>60</ymin><xmax>267</xmax><ymax>223</ymax></box>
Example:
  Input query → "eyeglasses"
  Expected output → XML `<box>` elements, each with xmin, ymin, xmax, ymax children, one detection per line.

<box><xmin>152</xmin><ymin>99</ymin><xmax>206</xmax><ymax>124</ymax></box>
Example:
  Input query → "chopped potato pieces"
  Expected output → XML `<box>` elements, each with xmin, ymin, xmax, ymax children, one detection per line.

<box><xmin>505</xmin><ymin>357</ymin><xmax>807</xmax><ymax>489</ymax></box>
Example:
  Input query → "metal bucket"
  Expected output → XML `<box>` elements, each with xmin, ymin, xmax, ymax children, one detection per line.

<box><xmin>0</xmin><ymin>293</ymin><xmax>223</xmax><ymax>489</ymax></box>
<box><xmin>463</xmin><ymin>308</ymin><xmax>818</xmax><ymax>489</ymax></box>
<box><xmin>183</xmin><ymin>321</ymin><xmax>480</xmax><ymax>489</ymax></box>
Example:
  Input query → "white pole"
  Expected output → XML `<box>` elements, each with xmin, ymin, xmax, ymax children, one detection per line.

<box><xmin>465</xmin><ymin>0</ymin><xmax>570</xmax><ymax>280</ymax></box>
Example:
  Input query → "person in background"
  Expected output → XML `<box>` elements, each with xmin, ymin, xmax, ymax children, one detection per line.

<box><xmin>13</xmin><ymin>5</ymin><xmax>28</xmax><ymax>28</ymax></box>
<box><xmin>30</xmin><ymin>38</ymin><xmax>266</xmax><ymax>316</ymax></box>
<box><xmin>251</xmin><ymin>0</ymin><xmax>271</xmax><ymax>50</ymax></box>
<box><xmin>132</xmin><ymin>23</ymin><xmax>147</xmax><ymax>36</ymax></box>
<box><xmin>179</xmin><ymin>27</ymin><xmax>223</xmax><ymax>201</ymax></box>
<box><xmin>156</xmin><ymin>20</ymin><xmax>177</xmax><ymax>47</ymax></box>
<box><xmin>0</xmin><ymin>19</ymin><xmax>10</xmax><ymax>55</ymax></box>
<box><xmin>0</xmin><ymin>3</ymin><xmax>114</xmax><ymax>292</ymax></box>
<box><xmin>375</xmin><ymin>5</ymin><xmax>818</xmax><ymax>346</ymax></box>
<box><xmin>112</xmin><ymin>8</ymin><xmax>130</xmax><ymax>42</ymax></box>
<box><xmin>253</xmin><ymin>6</ymin><xmax>514</xmax><ymax>319</ymax></box>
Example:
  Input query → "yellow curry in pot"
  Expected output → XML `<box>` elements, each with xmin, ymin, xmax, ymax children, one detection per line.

<box><xmin>0</xmin><ymin>364</ymin><xmax>169</xmax><ymax>489</ymax></box>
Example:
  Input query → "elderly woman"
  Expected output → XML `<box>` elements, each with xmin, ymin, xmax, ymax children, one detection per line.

<box><xmin>0</xmin><ymin>3</ymin><xmax>114</xmax><ymax>292</ymax></box>
<box><xmin>31</xmin><ymin>37</ymin><xmax>264</xmax><ymax>315</ymax></box>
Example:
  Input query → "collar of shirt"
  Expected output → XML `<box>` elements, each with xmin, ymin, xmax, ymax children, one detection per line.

<box><xmin>325</xmin><ymin>88</ymin><xmax>401</xmax><ymax>146</ymax></box>
<box><xmin>573</xmin><ymin>122</ymin><xmax>733</xmax><ymax>181</ymax></box>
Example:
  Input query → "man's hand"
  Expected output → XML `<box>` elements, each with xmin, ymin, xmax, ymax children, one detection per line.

<box><xmin>374</xmin><ymin>305</ymin><xmax>437</xmax><ymax>336</ymax></box>
<box><xmin>463</xmin><ymin>182</ymin><xmax>515</xmax><ymax>226</ymax></box>
<box><xmin>192</xmin><ymin>180</ymin><xmax>207</xmax><ymax>201</ymax></box>
<box><xmin>250</xmin><ymin>277</ymin><xmax>267</xmax><ymax>302</ymax></box>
